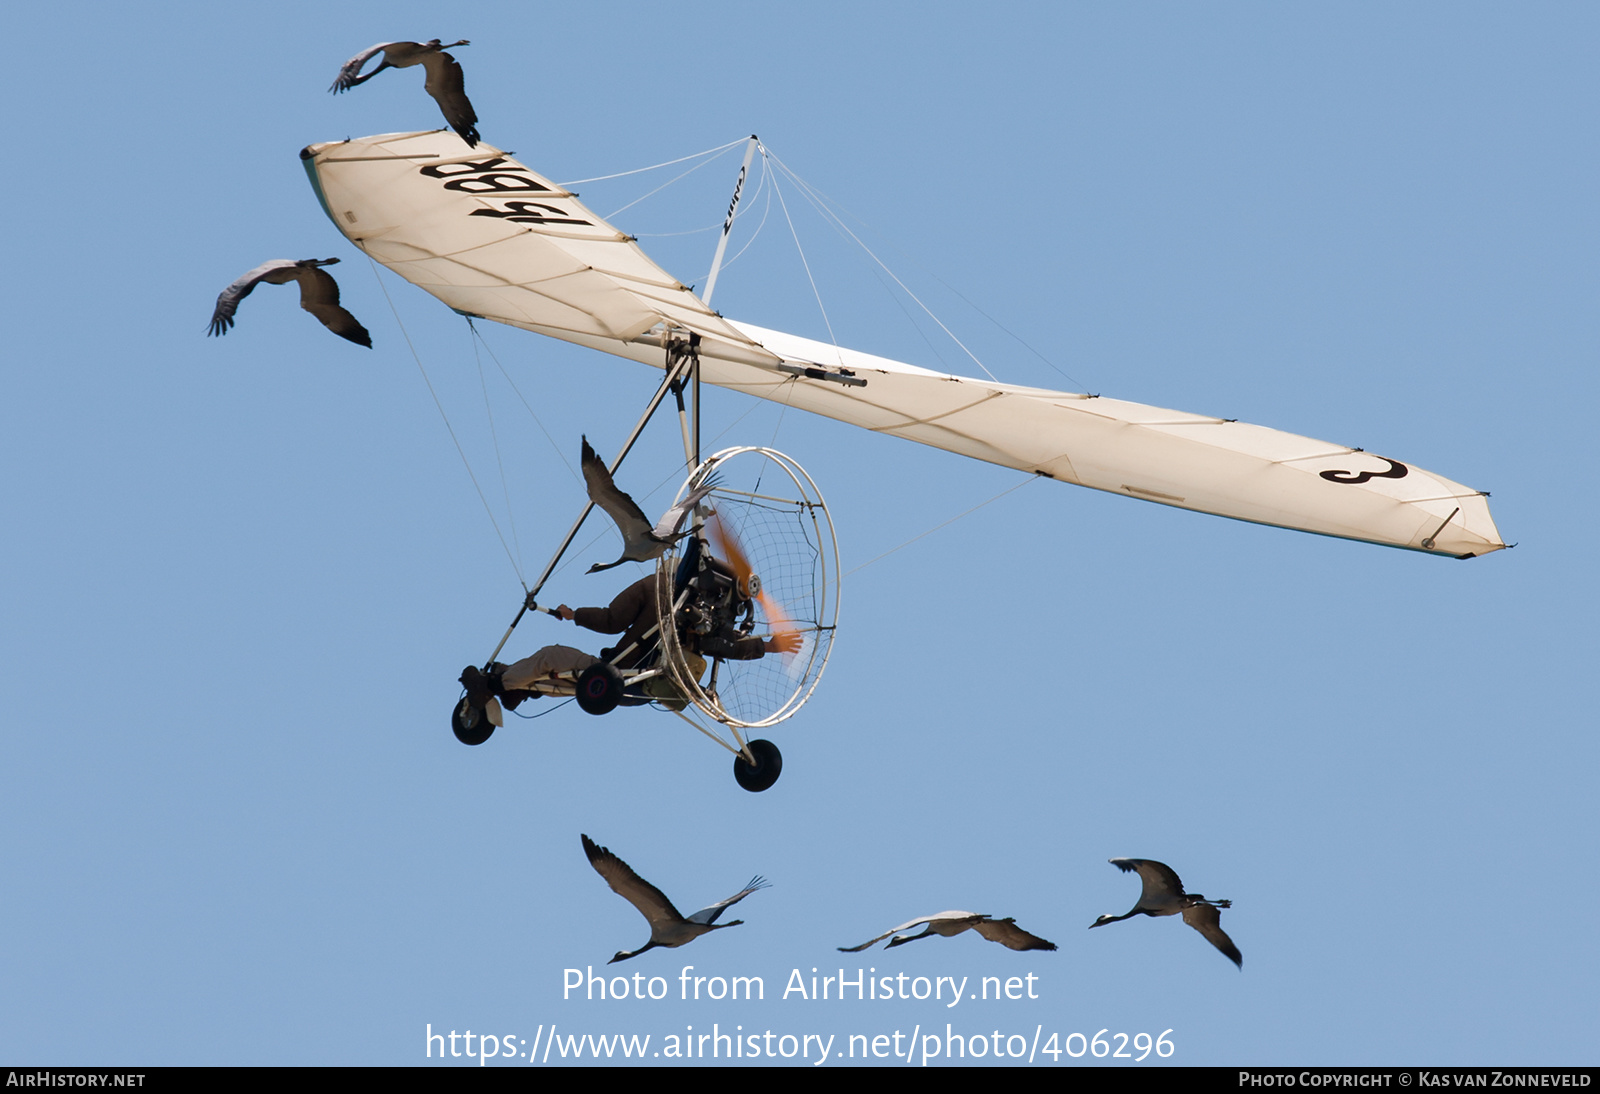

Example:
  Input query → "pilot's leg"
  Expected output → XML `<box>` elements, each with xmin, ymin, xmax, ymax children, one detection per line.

<box><xmin>501</xmin><ymin>645</ymin><xmax>598</xmax><ymax>686</ymax></box>
<box><xmin>462</xmin><ymin>647</ymin><xmax>602</xmax><ymax>712</ymax></box>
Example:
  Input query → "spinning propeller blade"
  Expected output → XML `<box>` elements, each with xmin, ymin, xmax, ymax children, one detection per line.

<box><xmin>705</xmin><ymin>510</ymin><xmax>802</xmax><ymax>662</ymax></box>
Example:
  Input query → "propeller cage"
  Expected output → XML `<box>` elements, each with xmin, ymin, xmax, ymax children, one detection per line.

<box><xmin>652</xmin><ymin>447</ymin><xmax>840</xmax><ymax>730</ymax></box>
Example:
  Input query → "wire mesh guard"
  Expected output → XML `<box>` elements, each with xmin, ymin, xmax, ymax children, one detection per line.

<box><xmin>655</xmin><ymin>447</ymin><xmax>839</xmax><ymax>729</ymax></box>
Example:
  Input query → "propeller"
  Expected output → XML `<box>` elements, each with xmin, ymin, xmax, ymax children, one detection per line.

<box><xmin>705</xmin><ymin>510</ymin><xmax>803</xmax><ymax>662</ymax></box>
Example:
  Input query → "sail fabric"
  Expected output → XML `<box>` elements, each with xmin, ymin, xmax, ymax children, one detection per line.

<box><xmin>302</xmin><ymin>131</ymin><xmax>1504</xmax><ymax>558</ymax></box>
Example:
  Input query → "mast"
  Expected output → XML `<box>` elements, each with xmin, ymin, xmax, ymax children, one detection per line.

<box><xmin>701</xmin><ymin>136</ymin><xmax>759</xmax><ymax>311</ymax></box>
<box><xmin>674</xmin><ymin>136</ymin><xmax>758</xmax><ymax>474</ymax></box>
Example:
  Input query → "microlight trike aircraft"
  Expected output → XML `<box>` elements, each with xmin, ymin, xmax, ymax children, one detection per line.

<box><xmin>459</xmin><ymin>440</ymin><xmax>840</xmax><ymax>793</ymax></box>
<box><xmin>298</xmin><ymin>131</ymin><xmax>1504</xmax><ymax>790</ymax></box>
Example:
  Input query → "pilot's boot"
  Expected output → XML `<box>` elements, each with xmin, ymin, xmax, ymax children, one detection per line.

<box><xmin>490</xmin><ymin>662</ymin><xmax>539</xmax><ymax>711</ymax></box>
<box><xmin>458</xmin><ymin>664</ymin><xmax>495</xmax><ymax>709</ymax></box>
<box><xmin>462</xmin><ymin>662</ymin><xmax>535</xmax><ymax>712</ymax></box>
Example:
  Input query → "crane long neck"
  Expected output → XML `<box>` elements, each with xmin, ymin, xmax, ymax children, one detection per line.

<box><xmin>1091</xmin><ymin>911</ymin><xmax>1141</xmax><ymax>927</ymax></box>
<box><xmin>609</xmin><ymin>941</ymin><xmax>658</xmax><ymax>964</ymax></box>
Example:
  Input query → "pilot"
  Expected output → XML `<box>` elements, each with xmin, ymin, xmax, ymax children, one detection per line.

<box><xmin>460</xmin><ymin>572</ymin><xmax>797</xmax><ymax>711</ymax></box>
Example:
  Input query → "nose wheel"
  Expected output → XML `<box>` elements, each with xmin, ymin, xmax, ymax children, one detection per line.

<box><xmin>452</xmin><ymin>697</ymin><xmax>495</xmax><ymax>746</ymax></box>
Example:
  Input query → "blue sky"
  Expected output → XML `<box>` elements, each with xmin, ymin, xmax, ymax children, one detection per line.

<box><xmin>2</xmin><ymin>1</ymin><xmax>1595</xmax><ymax>1067</ymax></box>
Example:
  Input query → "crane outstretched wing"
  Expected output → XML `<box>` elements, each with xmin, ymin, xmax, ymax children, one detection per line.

<box><xmin>208</xmin><ymin>260</ymin><xmax>295</xmax><ymax>336</ymax></box>
<box><xmin>1182</xmin><ymin>902</ymin><xmax>1243</xmax><ymax>968</ymax></box>
<box><xmin>418</xmin><ymin>49</ymin><xmax>479</xmax><ymax>146</ymax></box>
<box><xmin>582</xmin><ymin>834</ymin><xmax>685</xmax><ymax>931</ymax></box>
<box><xmin>838</xmin><ymin>911</ymin><xmax>983</xmax><ymax>953</ymax></box>
<box><xmin>296</xmin><ymin>265</ymin><xmax>372</xmax><ymax>347</ymax></box>
<box><xmin>330</xmin><ymin>42</ymin><xmax>392</xmax><ymax>92</ymax></box>
<box><xmin>686</xmin><ymin>877</ymin><xmax>769</xmax><ymax>926</ymax></box>
<box><xmin>1112</xmin><ymin>858</ymin><xmax>1187</xmax><ymax>903</ymax></box>
<box><xmin>652</xmin><ymin>477</ymin><xmax>718</xmax><ymax>541</ymax></box>
<box><xmin>972</xmin><ymin>917</ymin><xmax>1058</xmax><ymax>952</ymax></box>
<box><xmin>581</xmin><ymin>437</ymin><xmax>653</xmax><ymax>542</ymax></box>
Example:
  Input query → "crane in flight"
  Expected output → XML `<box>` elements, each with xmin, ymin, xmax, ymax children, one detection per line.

<box><xmin>582</xmin><ymin>834</ymin><xmax>767</xmax><ymax>963</ymax></box>
<box><xmin>1090</xmin><ymin>858</ymin><xmax>1242</xmax><ymax>968</ymax></box>
<box><xmin>330</xmin><ymin>40</ymin><xmax>480</xmax><ymax>147</ymax></box>
<box><xmin>581</xmin><ymin>436</ymin><xmax>718</xmax><ymax>573</ymax></box>
<box><xmin>840</xmin><ymin>911</ymin><xmax>1057</xmax><ymax>952</ymax></box>
<box><xmin>207</xmin><ymin>258</ymin><xmax>371</xmax><ymax>347</ymax></box>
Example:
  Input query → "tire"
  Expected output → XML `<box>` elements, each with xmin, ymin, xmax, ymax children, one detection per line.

<box><xmin>452</xmin><ymin>697</ymin><xmax>495</xmax><ymax>746</ymax></box>
<box><xmin>576</xmin><ymin>662</ymin><xmax>625</xmax><ymax>716</ymax></box>
<box><xmin>734</xmin><ymin>738</ymin><xmax>783</xmax><ymax>792</ymax></box>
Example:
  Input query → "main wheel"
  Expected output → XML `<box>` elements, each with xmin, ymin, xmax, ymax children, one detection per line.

<box><xmin>452</xmin><ymin>697</ymin><xmax>495</xmax><ymax>746</ymax></box>
<box><xmin>576</xmin><ymin>662</ymin><xmax>625</xmax><ymax>716</ymax></box>
<box><xmin>733</xmin><ymin>738</ymin><xmax>783</xmax><ymax>792</ymax></box>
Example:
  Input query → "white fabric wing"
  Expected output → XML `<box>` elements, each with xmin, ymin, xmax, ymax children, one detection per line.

<box><xmin>303</xmin><ymin>131</ymin><xmax>1504</xmax><ymax>558</ymax></box>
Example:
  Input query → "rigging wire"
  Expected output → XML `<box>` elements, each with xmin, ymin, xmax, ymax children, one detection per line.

<box><xmin>762</xmin><ymin>149</ymin><xmax>1089</xmax><ymax>391</ymax></box>
<box><xmin>633</xmin><ymin>224</ymin><xmax>722</xmax><ymax>238</ymax></box>
<box><xmin>762</xmin><ymin>148</ymin><xmax>998</xmax><ymax>382</ymax></box>
<box><xmin>365</xmin><ymin>258</ymin><xmax>527</xmax><ymax>589</ymax></box>
<box><xmin>762</xmin><ymin>146</ymin><xmax>842</xmax><ymax>362</ymax></box>
<box><xmin>467</xmin><ymin>320</ymin><xmax>581</xmax><ymax>484</ymax></box>
<box><xmin>556</xmin><ymin>137</ymin><xmax>750</xmax><ymax>186</ymax></box>
<box><xmin>760</xmin><ymin>377</ymin><xmax>801</xmax><ymax>490</ymax></box>
<box><xmin>863</xmin><ymin>258</ymin><xmax>957</xmax><ymax>374</ymax></box>
<box><xmin>747</xmin><ymin>376</ymin><xmax>801</xmax><ymax>500</ymax></box>
<box><xmin>628</xmin><ymin>158</ymin><xmax>772</xmax><ymax>242</ymax></box>
<box><xmin>471</xmin><ymin>326</ymin><xmax>523</xmax><ymax>573</ymax></box>
<box><xmin>843</xmin><ymin>475</ymin><xmax>1040</xmax><ymax>577</ymax></box>
<box><xmin>916</xmin><ymin>265</ymin><xmax>1088</xmax><ymax>391</ymax></box>
<box><xmin>603</xmin><ymin>143</ymin><xmax>741</xmax><ymax>223</ymax></box>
